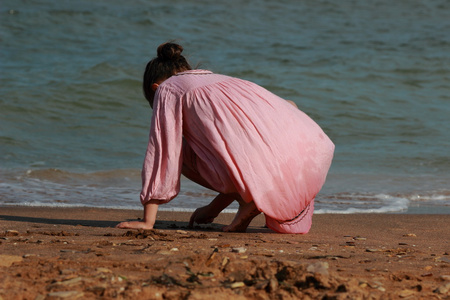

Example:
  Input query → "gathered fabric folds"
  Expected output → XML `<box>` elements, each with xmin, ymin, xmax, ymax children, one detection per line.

<box><xmin>141</xmin><ymin>70</ymin><xmax>334</xmax><ymax>233</ymax></box>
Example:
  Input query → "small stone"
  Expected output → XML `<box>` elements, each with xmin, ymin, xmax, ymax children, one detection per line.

<box><xmin>47</xmin><ymin>291</ymin><xmax>84</xmax><ymax>299</ymax></box>
<box><xmin>403</xmin><ymin>233</ymin><xmax>416</xmax><ymax>237</ymax></box>
<box><xmin>170</xmin><ymin>248</ymin><xmax>179</xmax><ymax>252</ymax></box>
<box><xmin>434</xmin><ymin>282</ymin><xmax>450</xmax><ymax>294</ymax></box>
<box><xmin>399</xmin><ymin>289</ymin><xmax>415</xmax><ymax>298</ymax></box>
<box><xmin>96</xmin><ymin>267</ymin><xmax>112</xmax><ymax>273</ymax></box>
<box><xmin>435</xmin><ymin>256</ymin><xmax>450</xmax><ymax>263</ymax></box>
<box><xmin>59</xmin><ymin>277</ymin><xmax>82</xmax><ymax>286</ymax></box>
<box><xmin>232</xmin><ymin>247</ymin><xmax>247</xmax><ymax>254</ymax></box>
<box><xmin>230</xmin><ymin>282</ymin><xmax>245</xmax><ymax>288</ymax></box>
<box><xmin>424</xmin><ymin>266</ymin><xmax>433</xmax><ymax>271</ymax></box>
<box><xmin>307</xmin><ymin>262</ymin><xmax>329</xmax><ymax>275</ymax></box>
<box><xmin>440</xmin><ymin>275</ymin><xmax>450</xmax><ymax>281</ymax></box>
<box><xmin>176</xmin><ymin>230</ymin><xmax>188</xmax><ymax>234</ymax></box>
<box><xmin>5</xmin><ymin>230</ymin><xmax>19</xmax><ymax>236</ymax></box>
<box><xmin>221</xmin><ymin>257</ymin><xmax>230</xmax><ymax>267</ymax></box>
<box><xmin>60</xmin><ymin>249</ymin><xmax>76</xmax><ymax>253</ymax></box>
<box><xmin>0</xmin><ymin>255</ymin><xmax>23</xmax><ymax>267</ymax></box>
<box><xmin>87</xmin><ymin>286</ymin><xmax>106</xmax><ymax>296</ymax></box>
<box><xmin>366</xmin><ymin>248</ymin><xmax>382</xmax><ymax>253</ymax></box>
<box><xmin>353</xmin><ymin>237</ymin><xmax>367</xmax><ymax>241</ymax></box>
<box><xmin>60</xmin><ymin>268</ymin><xmax>77</xmax><ymax>275</ymax></box>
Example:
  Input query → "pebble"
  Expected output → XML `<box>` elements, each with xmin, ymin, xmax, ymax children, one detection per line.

<box><xmin>221</xmin><ymin>257</ymin><xmax>230</xmax><ymax>267</ymax></box>
<box><xmin>176</xmin><ymin>230</ymin><xmax>188</xmax><ymax>234</ymax></box>
<box><xmin>399</xmin><ymin>289</ymin><xmax>415</xmax><ymax>298</ymax></box>
<box><xmin>96</xmin><ymin>267</ymin><xmax>112</xmax><ymax>274</ymax></box>
<box><xmin>47</xmin><ymin>291</ymin><xmax>84</xmax><ymax>299</ymax></box>
<box><xmin>230</xmin><ymin>282</ymin><xmax>245</xmax><ymax>288</ymax></box>
<box><xmin>440</xmin><ymin>275</ymin><xmax>450</xmax><ymax>281</ymax></box>
<box><xmin>307</xmin><ymin>262</ymin><xmax>329</xmax><ymax>276</ymax></box>
<box><xmin>0</xmin><ymin>255</ymin><xmax>23</xmax><ymax>267</ymax></box>
<box><xmin>60</xmin><ymin>249</ymin><xmax>76</xmax><ymax>253</ymax></box>
<box><xmin>231</xmin><ymin>247</ymin><xmax>247</xmax><ymax>254</ymax></box>
<box><xmin>5</xmin><ymin>230</ymin><xmax>19</xmax><ymax>236</ymax></box>
<box><xmin>353</xmin><ymin>237</ymin><xmax>367</xmax><ymax>241</ymax></box>
<box><xmin>60</xmin><ymin>268</ymin><xmax>77</xmax><ymax>275</ymax></box>
<box><xmin>434</xmin><ymin>282</ymin><xmax>450</xmax><ymax>295</ymax></box>
<box><xmin>403</xmin><ymin>233</ymin><xmax>416</xmax><ymax>237</ymax></box>
<box><xmin>436</xmin><ymin>256</ymin><xmax>450</xmax><ymax>263</ymax></box>
<box><xmin>366</xmin><ymin>248</ymin><xmax>382</xmax><ymax>253</ymax></box>
<box><xmin>55</xmin><ymin>277</ymin><xmax>82</xmax><ymax>286</ymax></box>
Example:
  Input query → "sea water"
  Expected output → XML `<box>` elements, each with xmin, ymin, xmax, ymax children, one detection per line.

<box><xmin>1</xmin><ymin>0</ymin><xmax>449</xmax><ymax>213</ymax></box>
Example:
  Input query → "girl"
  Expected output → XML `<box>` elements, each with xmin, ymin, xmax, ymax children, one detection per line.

<box><xmin>116</xmin><ymin>42</ymin><xmax>334</xmax><ymax>233</ymax></box>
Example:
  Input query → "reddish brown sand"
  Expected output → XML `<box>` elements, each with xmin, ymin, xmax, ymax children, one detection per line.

<box><xmin>0</xmin><ymin>206</ymin><xmax>449</xmax><ymax>299</ymax></box>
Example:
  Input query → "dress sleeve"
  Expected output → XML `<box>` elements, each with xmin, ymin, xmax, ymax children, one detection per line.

<box><xmin>140</xmin><ymin>85</ymin><xmax>183</xmax><ymax>204</ymax></box>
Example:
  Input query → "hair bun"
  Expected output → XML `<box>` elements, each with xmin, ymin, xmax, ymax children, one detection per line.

<box><xmin>157</xmin><ymin>42</ymin><xmax>183</xmax><ymax>61</ymax></box>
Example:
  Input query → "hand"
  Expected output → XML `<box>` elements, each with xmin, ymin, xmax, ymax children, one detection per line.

<box><xmin>188</xmin><ymin>205</ymin><xmax>218</xmax><ymax>228</ymax></box>
<box><xmin>116</xmin><ymin>202</ymin><xmax>158</xmax><ymax>230</ymax></box>
<box><xmin>116</xmin><ymin>220</ymin><xmax>154</xmax><ymax>230</ymax></box>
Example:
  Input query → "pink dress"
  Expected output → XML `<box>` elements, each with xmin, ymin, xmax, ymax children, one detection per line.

<box><xmin>141</xmin><ymin>70</ymin><xmax>334</xmax><ymax>233</ymax></box>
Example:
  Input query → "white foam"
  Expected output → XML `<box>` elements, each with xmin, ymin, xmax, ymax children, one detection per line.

<box><xmin>314</xmin><ymin>194</ymin><xmax>410</xmax><ymax>214</ymax></box>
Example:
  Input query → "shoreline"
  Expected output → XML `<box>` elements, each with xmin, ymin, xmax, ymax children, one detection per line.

<box><xmin>1</xmin><ymin>203</ymin><xmax>449</xmax><ymax>215</ymax></box>
<box><xmin>1</xmin><ymin>206</ymin><xmax>449</xmax><ymax>299</ymax></box>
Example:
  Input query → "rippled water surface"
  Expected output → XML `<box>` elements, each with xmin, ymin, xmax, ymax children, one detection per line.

<box><xmin>1</xmin><ymin>0</ymin><xmax>449</xmax><ymax>213</ymax></box>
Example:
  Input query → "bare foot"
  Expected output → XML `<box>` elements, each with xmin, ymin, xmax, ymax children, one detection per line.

<box><xmin>116</xmin><ymin>221</ymin><xmax>154</xmax><ymax>230</ymax></box>
<box><xmin>222</xmin><ymin>200</ymin><xmax>260</xmax><ymax>232</ymax></box>
<box><xmin>188</xmin><ymin>205</ymin><xmax>217</xmax><ymax>228</ymax></box>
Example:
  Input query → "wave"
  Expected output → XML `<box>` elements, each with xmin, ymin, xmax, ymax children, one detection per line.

<box><xmin>1</xmin><ymin>168</ymin><xmax>449</xmax><ymax>214</ymax></box>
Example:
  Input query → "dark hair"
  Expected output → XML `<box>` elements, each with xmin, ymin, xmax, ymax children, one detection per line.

<box><xmin>143</xmin><ymin>42</ymin><xmax>192</xmax><ymax>103</ymax></box>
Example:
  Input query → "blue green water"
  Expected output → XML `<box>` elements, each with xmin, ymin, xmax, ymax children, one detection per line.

<box><xmin>1</xmin><ymin>0</ymin><xmax>449</xmax><ymax>213</ymax></box>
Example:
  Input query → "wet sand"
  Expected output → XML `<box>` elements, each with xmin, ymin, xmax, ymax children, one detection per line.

<box><xmin>0</xmin><ymin>206</ymin><xmax>449</xmax><ymax>299</ymax></box>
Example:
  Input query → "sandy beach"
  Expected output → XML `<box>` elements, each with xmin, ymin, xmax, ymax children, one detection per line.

<box><xmin>0</xmin><ymin>207</ymin><xmax>449</xmax><ymax>299</ymax></box>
